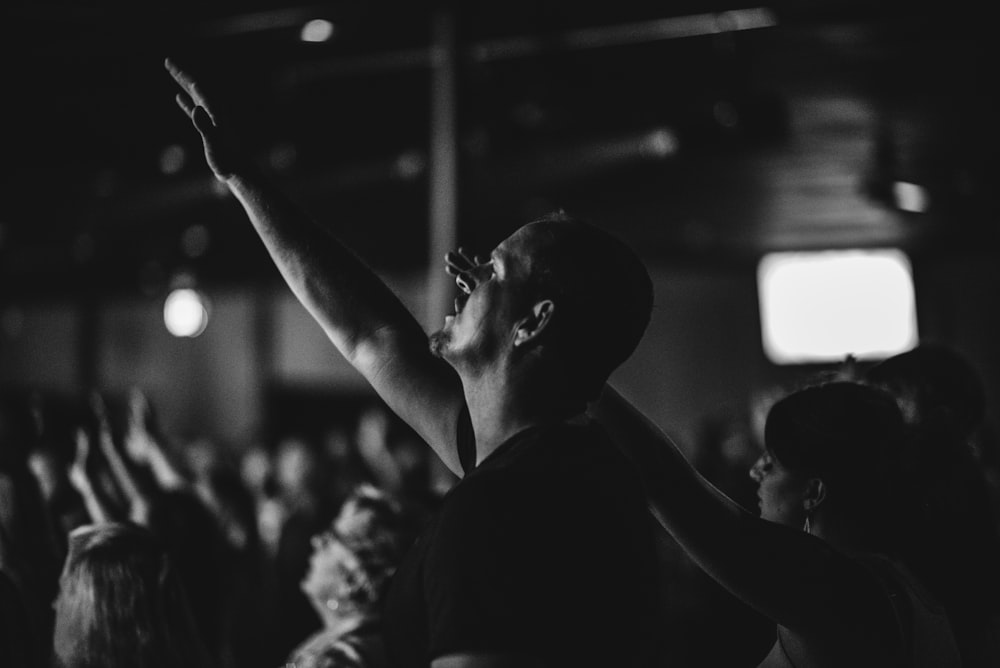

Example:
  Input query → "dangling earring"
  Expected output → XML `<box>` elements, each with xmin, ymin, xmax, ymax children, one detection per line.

<box><xmin>803</xmin><ymin>509</ymin><xmax>814</xmax><ymax>534</ymax></box>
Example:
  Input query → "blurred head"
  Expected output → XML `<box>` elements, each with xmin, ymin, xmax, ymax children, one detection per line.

<box><xmin>182</xmin><ymin>437</ymin><xmax>219</xmax><ymax>482</ymax></box>
<box><xmin>432</xmin><ymin>212</ymin><xmax>653</xmax><ymax>406</ymax></box>
<box><xmin>52</xmin><ymin>522</ymin><xmax>210</xmax><ymax>668</ymax></box>
<box><xmin>750</xmin><ymin>382</ymin><xmax>906</xmax><ymax>542</ymax></box>
<box><xmin>355</xmin><ymin>407</ymin><xmax>391</xmax><ymax>457</ymax></box>
<box><xmin>239</xmin><ymin>443</ymin><xmax>272</xmax><ymax>497</ymax></box>
<box><xmin>275</xmin><ymin>437</ymin><xmax>320</xmax><ymax>502</ymax></box>
<box><xmin>301</xmin><ymin>485</ymin><xmax>409</xmax><ymax>620</ymax></box>
<box><xmin>323</xmin><ymin>426</ymin><xmax>353</xmax><ymax>462</ymax></box>
<box><xmin>865</xmin><ymin>343</ymin><xmax>985</xmax><ymax>437</ymax></box>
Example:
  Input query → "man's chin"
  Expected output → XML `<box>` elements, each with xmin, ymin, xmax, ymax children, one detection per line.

<box><xmin>429</xmin><ymin>330</ymin><xmax>450</xmax><ymax>358</ymax></box>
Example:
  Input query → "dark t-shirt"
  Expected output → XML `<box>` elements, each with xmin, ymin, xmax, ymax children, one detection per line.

<box><xmin>382</xmin><ymin>415</ymin><xmax>659</xmax><ymax>668</ymax></box>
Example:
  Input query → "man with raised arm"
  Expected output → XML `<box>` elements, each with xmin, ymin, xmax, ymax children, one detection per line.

<box><xmin>166</xmin><ymin>58</ymin><xmax>660</xmax><ymax>668</ymax></box>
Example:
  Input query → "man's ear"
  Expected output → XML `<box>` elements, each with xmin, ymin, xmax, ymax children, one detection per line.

<box><xmin>802</xmin><ymin>478</ymin><xmax>827</xmax><ymax>513</ymax></box>
<box><xmin>513</xmin><ymin>300</ymin><xmax>555</xmax><ymax>348</ymax></box>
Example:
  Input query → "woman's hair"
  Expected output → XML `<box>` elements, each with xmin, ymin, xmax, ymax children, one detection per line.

<box><xmin>53</xmin><ymin>522</ymin><xmax>212</xmax><ymax>668</ymax></box>
<box><xmin>323</xmin><ymin>484</ymin><xmax>411</xmax><ymax>610</ymax></box>
<box><xmin>764</xmin><ymin>381</ymin><xmax>907</xmax><ymax>548</ymax></box>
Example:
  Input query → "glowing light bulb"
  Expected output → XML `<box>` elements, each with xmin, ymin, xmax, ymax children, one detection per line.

<box><xmin>644</xmin><ymin>128</ymin><xmax>679</xmax><ymax>158</ymax></box>
<box><xmin>164</xmin><ymin>288</ymin><xmax>209</xmax><ymax>338</ymax></box>
<box><xmin>301</xmin><ymin>19</ymin><xmax>335</xmax><ymax>43</ymax></box>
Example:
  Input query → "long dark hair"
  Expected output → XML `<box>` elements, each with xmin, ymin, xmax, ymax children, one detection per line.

<box><xmin>53</xmin><ymin>522</ymin><xmax>213</xmax><ymax>668</ymax></box>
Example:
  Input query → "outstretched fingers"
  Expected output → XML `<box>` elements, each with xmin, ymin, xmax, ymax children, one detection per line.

<box><xmin>165</xmin><ymin>58</ymin><xmax>217</xmax><ymax>124</ymax></box>
<box><xmin>165</xmin><ymin>59</ymin><xmax>200</xmax><ymax>102</ymax></box>
<box><xmin>164</xmin><ymin>57</ymin><xmax>244</xmax><ymax>180</ymax></box>
<box><xmin>175</xmin><ymin>92</ymin><xmax>196</xmax><ymax>118</ymax></box>
<box><xmin>191</xmin><ymin>105</ymin><xmax>217</xmax><ymax>138</ymax></box>
<box><xmin>444</xmin><ymin>247</ymin><xmax>478</xmax><ymax>275</ymax></box>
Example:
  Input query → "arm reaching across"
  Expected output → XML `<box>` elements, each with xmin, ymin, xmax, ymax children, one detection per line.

<box><xmin>165</xmin><ymin>59</ymin><xmax>467</xmax><ymax>475</ymax></box>
<box><xmin>591</xmin><ymin>385</ymin><xmax>899</xmax><ymax>652</ymax></box>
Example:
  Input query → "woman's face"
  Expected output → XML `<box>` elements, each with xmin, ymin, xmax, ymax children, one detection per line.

<box><xmin>301</xmin><ymin>530</ymin><xmax>360</xmax><ymax>611</ymax></box>
<box><xmin>749</xmin><ymin>450</ymin><xmax>811</xmax><ymax>528</ymax></box>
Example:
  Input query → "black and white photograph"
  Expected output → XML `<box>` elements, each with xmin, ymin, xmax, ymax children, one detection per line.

<box><xmin>2</xmin><ymin>2</ymin><xmax>998</xmax><ymax>667</ymax></box>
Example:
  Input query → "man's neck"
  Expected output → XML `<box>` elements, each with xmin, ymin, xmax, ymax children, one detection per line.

<box><xmin>462</xmin><ymin>366</ymin><xmax>575</xmax><ymax>466</ymax></box>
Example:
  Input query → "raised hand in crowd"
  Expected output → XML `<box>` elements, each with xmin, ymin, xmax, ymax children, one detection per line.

<box><xmin>91</xmin><ymin>392</ymin><xmax>150</xmax><ymax>525</ymax></box>
<box><xmin>67</xmin><ymin>427</ymin><xmax>110</xmax><ymax>526</ymax></box>
<box><xmin>124</xmin><ymin>387</ymin><xmax>187</xmax><ymax>492</ymax></box>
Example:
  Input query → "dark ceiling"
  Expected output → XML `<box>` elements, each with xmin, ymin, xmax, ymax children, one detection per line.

<box><xmin>3</xmin><ymin>1</ymin><xmax>997</xmax><ymax>299</ymax></box>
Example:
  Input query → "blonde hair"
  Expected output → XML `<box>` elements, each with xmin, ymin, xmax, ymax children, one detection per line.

<box><xmin>53</xmin><ymin>522</ymin><xmax>213</xmax><ymax>668</ymax></box>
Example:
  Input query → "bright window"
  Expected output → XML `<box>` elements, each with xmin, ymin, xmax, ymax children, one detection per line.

<box><xmin>757</xmin><ymin>249</ymin><xmax>918</xmax><ymax>364</ymax></box>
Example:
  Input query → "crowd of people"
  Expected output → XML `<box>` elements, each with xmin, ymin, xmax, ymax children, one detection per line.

<box><xmin>3</xmin><ymin>344</ymin><xmax>999</xmax><ymax>668</ymax></box>
<box><xmin>2</xmin><ymin>56</ymin><xmax>1000</xmax><ymax>668</ymax></box>
<box><xmin>0</xmin><ymin>385</ymin><xmax>440</xmax><ymax>668</ymax></box>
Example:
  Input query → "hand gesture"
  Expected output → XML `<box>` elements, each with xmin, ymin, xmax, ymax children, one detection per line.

<box><xmin>444</xmin><ymin>247</ymin><xmax>485</xmax><ymax>294</ymax></box>
<box><xmin>124</xmin><ymin>387</ymin><xmax>158</xmax><ymax>464</ymax></box>
<box><xmin>90</xmin><ymin>392</ymin><xmax>116</xmax><ymax>458</ymax></box>
<box><xmin>70</xmin><ymin>426</ymin><xmax>113</xmax><ymax>524</ymax></box>
<box><xmin>69</xmin><ymin>427</ymin><xmax>93</xmax><ymax>495</ymax></box>
<box><xmin>164</xmin><ymin>58</ymin><xmax>248</xmax><ymax>181</ymax></box>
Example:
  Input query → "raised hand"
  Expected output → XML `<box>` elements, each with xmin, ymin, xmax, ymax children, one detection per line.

<box><xmin>126</xmin><ymin>387</ymin><xmax>171</xmax><ymax>463</ymax></box>
<box><xmin>164</xmin><ymin>58</ymin><xmax>247</xmax><ymax>180</ymax></box>
<box><xmin>69</xmin><ymin>427</ymin><xmax>111</xmax><ymax>524</ymax></box>
<box><xmin>444</xmin><ymin>247</ymin><xmax>485</xmax><ymax>294</ymax></box>
<box><xmin>92</xmin><ymin>391</ymin><xmax>150</xmax><ymax>524</ymax></box>
<box><xmin>125</xmin><ymin>388</ymin><xmax>185</xmax><ymax>492</ymax></box>
<box><xmin>90</xmin><ymin>392</ymin><xmax>116</xmax><ymax>458</ymax></box>
<box><xmin>68</xmin><ymin>428</ymin><xmax>92</xmax><ymax>495</ymax></box>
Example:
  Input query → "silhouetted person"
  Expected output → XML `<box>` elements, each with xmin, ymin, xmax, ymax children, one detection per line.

<box><xmin>286</xmin><ymin>484</ymin><xmax>411</xmax><ymax>668</ymax></box>
<box><xmin>596</xmin><ymin>381</ymin><xmax>963</xmax><ymax>667</ymax></box>
<box><xmin>866</xmin><ymin>344</ymin><xmax>1000</xmax><ymax>668</ymax></box>
<box><xmin>166</xmin><ymin>58</ymin><xmax>660</xmax><ymax>668</ymax></box>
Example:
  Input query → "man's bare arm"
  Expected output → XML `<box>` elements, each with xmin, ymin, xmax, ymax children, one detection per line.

<box><xmin>165</xmin><ymin>59</ymin><xmax>466</xmax><ymax>474</ymax></box>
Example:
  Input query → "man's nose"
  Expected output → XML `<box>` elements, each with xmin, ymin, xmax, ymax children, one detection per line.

<box><xmin>749</xmin><ymin>456</ymin><xmax>765</xmax><ymax>482</ymax></box>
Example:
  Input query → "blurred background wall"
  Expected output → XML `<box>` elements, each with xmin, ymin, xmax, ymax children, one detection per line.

<box><xmin>2</xmin><ymin>0</ymin><xmax>997</xmax><ymax>458</ymax></box>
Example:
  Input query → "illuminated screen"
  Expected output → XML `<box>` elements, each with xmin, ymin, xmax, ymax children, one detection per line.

<box><xmin>757</xmin><ymin>249</ymin><xmax>918</xmax><ymax>364</ymax></box>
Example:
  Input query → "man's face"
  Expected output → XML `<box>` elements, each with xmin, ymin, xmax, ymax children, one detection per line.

<box><xmin>430</xmin><ymin>225</ymin><xmax>541</xmax><ymax>370</ymax></box>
